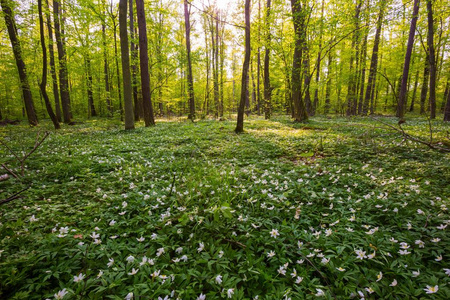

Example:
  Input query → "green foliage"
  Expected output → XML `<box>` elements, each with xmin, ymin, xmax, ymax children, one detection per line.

<box><xmin>0</xmin><ymin>116</ymin><xmax>449</xmax><ymax>299</ymax></box>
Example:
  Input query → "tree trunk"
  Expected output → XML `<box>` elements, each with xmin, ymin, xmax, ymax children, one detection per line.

<box><xmin>263</xmin><ymin>0</ymin><xmax>272</xmax><ymax>120</ymax></box>
<box><xmin>38</xmin><ymin>0</ymin><xmax>60</xmax><ymax>129</ymax></box>
<box><xmin>312</xmin><ymin>0</ymin><xmax>325</xmax><ymax>116</ymax></box>
<box><xmin>324</xmin><ymin>51</ymin><xmax>332</xmax><ymax>114</ymax></box>
<box><xmin>184</xmin><ymin>0</ymin><xmax>195</xmax><ymax>121</ymax></box>
<box><xmin>409</xmin><ymin>69</ymin><xmax>420</xmax><ymax>112</ymax></box>
<box><xmin>235</xmin><ymin>0</ymin><xmax>251</xmax><ymax>133</ymax></box>
<box><xmin>444</xmin><ymin>80</ymin><xmax>450</xmax><ymax>121</ymax></box>
<box><xmin>86</xmin><ymin>55</ymin><xmax>96</xmax><ymax>117</ymax></box>
<box><xmin>397</xmin><ymin>0</ymin><xmax>420</xmax><ymax>119</ymax></box>
<box><xmin>419</xmin><ymin>53</ymin><xmax>430</xmax><ymax>114</ymax></box>
<box><xmin>45</xmin><ymin>0</ymin><xmax>62</xmax><ymax>122</ymax></box>
<box><xmin>346</xmin><ymin>1</ymin><xmax>361</xmax><ymax>116</ymax></box>
<box><xmin>1</xmin><ymin>0</ymin><xmax>38</xmax><ymax>126</ymax></box>
<box><xmin>290</xmin><ymin>0</ymin><xmax>308</xmax><ymax>122</ymax></box>
<box><xmin>363</xmin><ymin>1</ymin><xmax>385</xmax><ymax>115</ymax></box>
<box><xmin>129</xmin><ymin>0</ymin><xmax>140</xmax><ymax>121</ymax></box>
<box><xmin>112</xmin><ymin>15</ymin><xmax>123</xmax><ymax>119</ymax></box>
<box><xmin>135</xmin><ymin>0</ymin><xmax>155</xmax><ymax>126</ymax></box>
<box><xmin>426</xmin><ymin>0</ymin><xmax>436</xmax><ymax>119</ymax></box>
<box><xmin>53</xmin><ymin>0</ymin><xmax>71</xmax><ymax>123</ymax></box>
<box><xmin>119</xmin><ymin>0</ymin><xmax>135</xmax><ymax>129</ymax></box>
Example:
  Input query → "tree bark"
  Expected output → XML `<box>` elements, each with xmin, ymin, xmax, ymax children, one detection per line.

<box><xmin>184</xmin><ymin>0</ymin><xmax>195</xmax><ymax>121</ymax></box>
<box><xmin>38</xmin><ymin>0</ymin><xmax>60</xmax><ymax>129</ymax></box>
<box><xmin>409</xmin><ymin>69</ymin><xmax>420</xmax><ymax>112</ymax></box>
<box><xmin>135</xmin><ymin>0</ymin><xmax>155</xmax><ymax>126</ymax></box>
<box><xmin>112</xmin><ymin>11</ymin><xmax>123</xmax><ymax>119</ymax></box>
<box><xmin>363</xmin><ymin>1</ymin><xmax>385</xmax><ymax>115</ymax></box>
<box><xmin>396</xmin><ymin>0</ymin><xmax>420</xmax><ymax>119</ymax></box>
<box><xmin>129</xmin><ymin>0</ymin><xmax>140</xmax><ymax>121</ymax></box>
<box><xmin>419</xmin><ymin>53</ymin><xmax>429</xmax><ymax>114</ymax></box>
<box><xmin>235</xmin><ymin>0</ymin><xmax>251</xmax><ymax>133</ymax></box>
<box><xmin>85</xmin><ymin>55</ymin><xmax>96</xmax><ymax>117</ymax></box>
<box><xmin>426</xmin><ymin>0</ymin><xmax>436</xmax><ymax>119</ymax></box>
<box><xmin>290</xmin><ymin>0</ymin><xmax>308</xmax><ymax>122</ymax></box>
<box><xmin>53</xmin><ymin>0</ymin><xmax>71</xmax><ymax>123</ymax></box>
<box><xmin>324</xmin><ymin>51</ymin><xmax>332</xmax><ymax>115</ymax></box>
<box><xmin>444</xmin><ymin>80</ymin><xmax>450</xmax><ymax>121</ymax></box>
<box><xmin>263</xmin><ymin>0</ymin><xmax>272</xmax><ymax>120</ymax></box>
<box><xmin>1</xmin><ymin>0</ymin><xmax>38</xmax><ymax>126</ymax></box>
<box><xmin>119</xmin><ymin>0</ymin><xmax>135</xmax><ymax>129</ymax></box>
<box><xmin>312</xmin><ymin>0</ymin><xmax>325</xmax><ymax>116</ymax></box>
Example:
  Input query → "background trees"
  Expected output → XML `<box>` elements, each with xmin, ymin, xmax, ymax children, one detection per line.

<box><xmin>0</xmin><ymin>0</ymin><xmax>449</xmax><ymax>125</ymax></box>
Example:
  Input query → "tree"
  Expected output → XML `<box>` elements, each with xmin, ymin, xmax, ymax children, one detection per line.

<box><xmin>426</xmin><ymin>0</ymin><xmax>436</xmax><ymax>119</ymax></box>
<box><xmin>444</xmin><ymin>79</ymin><xmax>450</xmax><ymax>121</ymax></box>
<box><xmin>235</xmin><ymin>0</ymin><xmax>251</xmax><ymax>133</ymax></box>
<box><xmin>290</xmin><ymin>0</ymin><xmax>308</xmax><ymax>122</ymax></box>
<box><xmin>136</xmin><ymin>0</ymin><xmax>155</xmax><ymax>126</ymax></box>
<box><xmin>184</xmin><ymin>0</ymin><xmax>195</xmax><ymax>121</ymax></box>
<box><xmin>38</xmin><ymin>0</ymin><xmax>60</xmax><ymax>129</ymax></box>
<box><xmin>396</xmin><ymin>0</ymin><xmax>420</xmax><ymax>119</ymax></box>
<box><xmin>263</xmin><ymin>0</ymin><xmax>272</xmax><ymax>119</ymax></box>
<box><xmin>119</xmin><ymin>0</ymin><xmax>134</xmax><ymax>129</ymax></box>
<box><xmin>1</xmin><ymin>0</ymin><xmax>38</xmax><ymax>126</ymax></box>
<box><xmin>54</xmin><ymin>0</ymin><xmax>72</xmax><ymax>123</ymax></box>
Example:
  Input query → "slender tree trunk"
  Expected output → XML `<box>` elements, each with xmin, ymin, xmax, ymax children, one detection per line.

<box><xmin>397</xmin><ymin>0</ymin><xmax>420</xmax><ymax>118</ymax></box>
<box><xmin>235</xmin><ymin>0</ymin><xmax>251</xmax><ymax>133</ymax></box>
<box><xmin>312</xmin><ymin>0</ymin><xmax>325</xmax><ymax>116</ymax></box>
<box><xmin>136</xmin><ymin>0</ymin><xmax>155</xmax><ymax>126</ymax></box>
<box><xmin>363</xmin><ymin>1</ymin><xmax>385</xmax><ymax>115</ymax></box>
<box><xmin>324</xmin><ymin>51</ymin><xmax>332</xmax><ymax>114</ymax></box>
<box><xmin>86</xmin><ymin>54</ymin><xmax>96</xmax><ymax>117</ymax></box>
<box><xmin>290</xmin><ymin>0</ymin><xmax>308</xmax><ymax>122</ymax></box>
<box><xmin>257</xmin><ymin>0</ymin><xmax>261</xmax><ymax>115</ymax></box>
<box><xmin>263</xmin><ymin>0</ymin><xmax>272</xmax><ymax>119</ymax></box>
<box><xmin>1</xmin><ymin>0</ymin><xmax>38</xmax><ymax>126</ymax></box>
<box><xmin>346</xmin><ymin>1</ymin><xmax>361</xmax><ymax>116</ymax></box>
<box><xmin>38</xmin><ymin>0</ymin><xmax>59</xmax><ymax>129</ymax></box>
<box><xmin>419</xmin><ymin>53</ymin><xmax>430</xmax><ymax>114</ymax></box>
<box><xmin>53</xmin><ymin>0</ymin><xmax>71</xmax><ymax>123</ymax></box>
<box><xmin>426</xmin><ymin>0</ymin><xmax>436</xmax><ymax>119</ymax></box>
<box><xmin>184</xmin><ymin>0</ymin><xmax>195</xmax><ymax>121</ymax></box>
<box><xmin>45</xmin><ymin>0</ymin><xmax>62</xmax><ymax>122</ymax></box>
<box><xmin>444</xmin><ymin>80</ymin><xmax>450</xmax><ymax>121</ymax></box>
<box><xmin>129</xmin><ymin>0</ymin><xmax>139</xmax><ymax>121</ymax></box>
<box><xmin>409</xmin><ymin>69</ymin><xmax>419</xmax><ymax>112</ymax></box>
<box><xmin>119</xmin><ymin>0</ymin><xmax>134</xmax><ymax>129</ymax></box>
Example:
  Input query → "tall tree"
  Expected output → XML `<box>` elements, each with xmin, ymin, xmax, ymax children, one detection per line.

<box><xmin>312</xmin><ymin>0</ymin><xmax>325</xmax><ymax>116</ymax></box>
<box><xmin>290</xmin><ymin>0</ymin><xmax>308</xmax><ymax>122</ymax></box>
<box><xmin>1</xmin><ymin>0</ymin><xmax>38</xmax><ymax>126</ymax></box>
<box><xmin>129</xmin><ymin>0</ymin><xmax>139</xmax><ymax>121</ymax></box>
<box><xmin>119</xmin><ymin>0</ymin><xmax>134</xmax><ymax>129</ymax></box>
<box><xmin>363</xmin><ymin>0</ymin><xmax>386</xmax><ymax>115</ymax></box>
<box><xmin>102</xmin><ymin>0</ymin><xmax>112</xmax><ymax>116</ymax></box>
<box><xmin>444</xmin><ymin>77</ymin><xmax>450</xmax><ymax>121</ymax></box>
<box><xmin>53</xmin><ymin>0</ymin><xmax>71</xmax><ymax>123</ymax></box>
<box><xmin>263</xmin><ymin>0</ymin><xmax>272</xmax><ymax>119</ymax></box>
<box><xmin>184</xmin><ymin>0</ymin><xmax>195</xmax><ymax>121</ymax></box>
<box><xmin>235</xmin><ymin>0</ymin><xmax>251</xmax><ymax>133</ymax></box>
<box><xmin>45</xmin><ymin>0</ymin><xmax>62</xmax><ymax>122</ymax></box>
<box><xmin>419</xmin><ymin>53</ymin><xmax>430</xmax><ymax>114</ymax></box>
<box><xmin>38</xmin><ymin>0</ymin><xmax>60</xmax><ymax>129</ymax></box>
<box><xmin>136</xmin><ymin>0</ymin><xmax>155</xmax><ymax>126</ymax></box>
<box><xmin>396</xmin><ymin>0</ymin><xmax>420</xmax><ymax>119</ymax></box>
<box><xmin>426</xmin><ymin>0</ymin><xmax>436</xmax><ymax>119</ymax></box>
<box><xmin>346</xmin><ymin>1</ymin><xmax>361</xmax><ymax>116</ymax></box>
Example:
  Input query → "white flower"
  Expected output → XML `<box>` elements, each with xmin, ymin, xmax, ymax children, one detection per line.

<box><xmin>180</xmin><ymin>255</ymin><xmax>188</xmax><ymax>262</ymax></box>
<box><xmin>197</xmin><ymin>293</ymin><xmax>206</xmax><ymax>300</ymax></box>
<box><xmin>435</xmin><ymin>255</ymin><xmax>442</xmax><ymax>262</ymax></box>
<box><xmin>355</xmin><ymin>249</ymin><xmax>367</xmax><ymax>260</ymax></box>
<box><xmin>424</xmin><ymin>285</ymin><xmax>438</xmax><ymax>294</ymax></box>
<box><xmin>128</xmin><ymin>268</ymin><xmax>139</xmax><ymax>275</ymax></box>
<box><xmin>444</xmin><ymin>268</ymin><xmax>450</xmax><ymax>276</ymax></box>
<box><xmin>107</xmin><ymin>258</ymin><xmax>114</xmax><ymax>267</ymax></box>
<box><xmin>398</xmin><ymin>249</ymin><xmax>411</xmax><ymax>255</ymax></box>
<box><xmin>325</xmin><ymin>229</ymin><xmax>332</xmax><ymax>236</ymax></box>
<box><xmin>125</xmin><ymin>292</ymin><xmax>133</xmax><ymax>300</ymax></box>
<box><xmin>227</xmin><ymin>288</ymin><xmax>234</xmax><ymax>298</ymax></box>
<box><xmin>267</xmin><ymin>250</ymin><xmax>275</xmax><ymax>258</ymax></box>
<box><xmin>97</xmin><ymin>270</ymin><xmax>103</xmax><ymax>278</ymax></box>
<box><xmin>54</xmin><ymin>288</ymin><xmax>68</xmax><ymax>299</ymax></box>
<box><xmin>295</xmin><ymin>276</ymin><xmax>303</xmax><ymax>283</ymax></box>
<box><xmin>151</xmin><ymin>233</ymin><xmax>158</xmax><ymax>240</ymax></box>
<box><xmin>218</xmin><ymin>250</ymin><xmax>224</xmax><ymax>258</ymax></box>
<box><xmin>156</xmin><ymin>247</ymin><xmax>165</xmax><ymax>257</ymax></box>
<box><xmin>321</xmin><ymin>257</ymin><xmax>330</xmax><ymax>265</ymax></box>
<box><xmin>376</xmin><ymin>272</ymin><xmax>383</xmax><ymax>282</ymax></box>
<box><xmin>197</xmin><ymin>242</ymin><xmax>205</xmax><ymax>252</ymax></box>
<box><xmin>109</xmin><ymin>220</ymin><xmax>116</xmax><ymax>226</ymax></box>
<box><xmin>415</xmin><ymin>240</ymin><xmax>425</xmax><ymax>248</ymax></box>
<box><xmin>73</xmin><ymin>273</ymin><xmax>85</xmax><ymax>283</ymax></box>
<box><xmin>175</xmin><ymin>247</ymin><xmax>183</xmax><ymax>254</ymax></box>
<box><xmin>90</xmin><ymin>232</ymin><xmax>100</xmax><ymax>239</ymax></box>
<box><xmin>412</xmin><ymin>270</ymin><xmax>420</xmax><ymax>277</ymax></box>
<box><xmin>215</xmin><ymin>274</ymin><xmax>223</xmax><ymax>284</ymax></box>
<box><xmin>390</xmin><ymin>279</ymin><xmax>397</xmax><ymax>287</ymax></box>
<box><xmin>365</xmin><ymin>287</ymin><xmax>374</xmax><ymax>294</ymax></box>
<box><xmin>431</xmin><ymin>238</ymin><xmax>441</xmax><ymax>243</ymax></box>
<box><xmin>367</xmin><ymin>252</ymin><xmax>376</xmax><ymax>259</ymax></box>
<box><xmin>126</xmin><ymin>255</ymin><xmax>135</xmax><ymax>263</ymax></box>
<box><xmin>315</xmin><ymin>288</ymin><xmax>325</xmax><ymax>296</ymax></box>
<box><xmin>30</xmin><ymin>215</ymin><xmax>38</xmax><ymax>222</ymax></box>
<box><xmin>270</xmin><ymin>229</ymin><xmax>280</xmax><ymax>238</ymax></box>
<box><xmin>136</xmin><ymin>236</ymin><xmax>145</xmax><ymax>242</ymax></box>
<box><xmin>336</xmin><ymin>267</ymin><xmax>346</xmax><ymax>272</ymax></box>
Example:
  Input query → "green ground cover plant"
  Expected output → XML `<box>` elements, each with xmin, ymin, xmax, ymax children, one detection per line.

<box><xmin>0</xmin><ymin>116</ymin><xmax>449</xmax><ymax>299</ymax></box>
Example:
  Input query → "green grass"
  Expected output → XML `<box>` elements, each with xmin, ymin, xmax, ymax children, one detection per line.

<box><xmin>0</xmin><ymin>116</ymin><xmax>449</xmax><ymax>299</ymax></box>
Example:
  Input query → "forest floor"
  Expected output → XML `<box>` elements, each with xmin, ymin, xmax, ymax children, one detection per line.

<box><xmin>0</xmin><ymin>116</ymin><xmax>449</xmax><ymax>299</ymax></box>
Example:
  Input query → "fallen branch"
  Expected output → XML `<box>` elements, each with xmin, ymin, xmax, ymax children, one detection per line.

<box><xmin>370</xmin><ymin>117</ymin><xmax>450</xmax><ymax>153</ymax></box>
<box><xmin>1</xmin><ymin>163</ymin><xmax>20</xmax><ymax>179</ymax></box>
<box><xmin>0</xmin><ymin>186</ymin><xmax>30</xmax><ymax>206</ymax></box>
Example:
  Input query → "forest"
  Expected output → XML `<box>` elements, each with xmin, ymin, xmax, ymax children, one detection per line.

<box><xmin>0</xmin><ymin>0</ymin><xmax>450</xmax><ymax>299</ymax></box>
